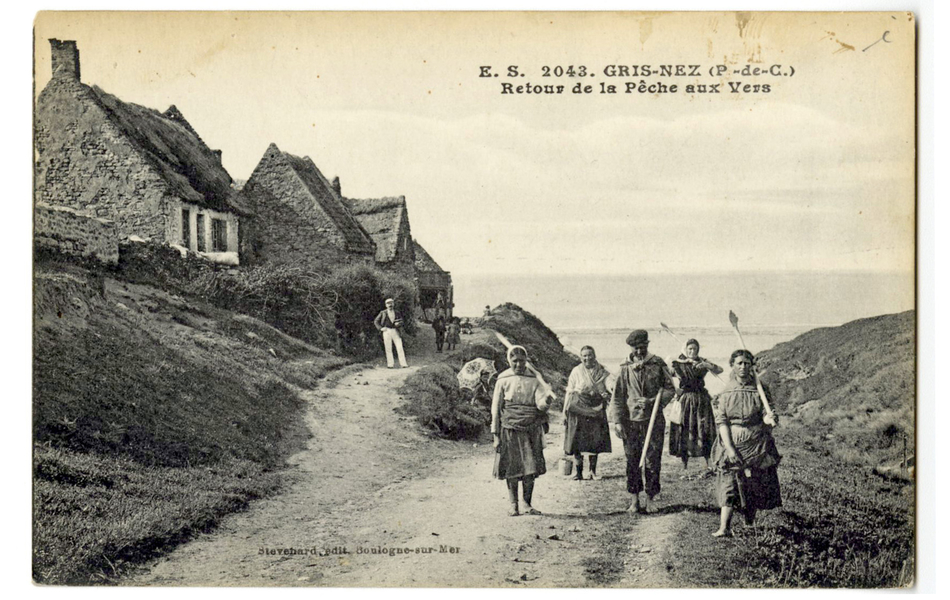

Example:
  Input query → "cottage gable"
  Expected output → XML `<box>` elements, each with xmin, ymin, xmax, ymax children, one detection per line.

<box><xmin>413</xmin><ymin>240</ymin><xmax>453</xmax><ymax>317</ymax></box>
<box><xmin>343</xmin><ymin>195</ymin><xmax>416</xmax><ymax>276</ymax></box>
<box><xmin>242</xmin><ymin>144</ymin><xmax>376</xmax><ymax>269</ymax></box>
<box><xmin>34</xmin><ymin>40</ymin><xmax>243</xmax><ymax>260</ymax></box>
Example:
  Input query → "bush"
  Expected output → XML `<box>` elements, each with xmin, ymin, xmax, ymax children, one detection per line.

<box><xmin>397</xmin><ymin>364</ymin><xmax>486</xmax><ymax>440</ymax></box>
<box><xmin>111</xmin><ymin>241</ymin><xmax>419</xmax><ymax>356</ymax></box>
<box><xmin>327</xmin><ymin>264</ymin><xmax>419</xmax><ymax>357</ymax></box>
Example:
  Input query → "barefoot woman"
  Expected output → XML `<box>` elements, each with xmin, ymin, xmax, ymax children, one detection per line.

<box><xmin>492</xmin><ymin>346</ymin><xmax>551</xmax><ymax>516</ymax></box>
<box><xmin>711</xmin><ymin>349</ymin><xmax>782</xmax><ymax>537</ymax></box>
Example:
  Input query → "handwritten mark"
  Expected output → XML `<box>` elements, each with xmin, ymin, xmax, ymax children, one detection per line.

<box><xmin>863</xmin><ymin>31</ymin><xmax>892</xmax><ymax>52</ymax></box>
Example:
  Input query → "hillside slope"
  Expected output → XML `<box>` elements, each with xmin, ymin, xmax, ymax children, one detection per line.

<box><xmin>33</xmin><ymin>261</ymin><xmax>348</xmax><ymax>584</ymax></box>
<box><xmin>756</xmin><ymin>310</ymin><xmax>914</xmax><ymax>468</ymax></box>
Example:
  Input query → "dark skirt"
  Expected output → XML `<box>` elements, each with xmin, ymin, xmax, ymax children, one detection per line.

<box><xmin>564</xmin><ymin>413</ymin><xmax>612</xmax><ymax>455</ymax></box>
<box><xmin>715</xmin><ymin>465</ymin><xmax>783</xmax><ymax>511</ymax></box>
<box><xmin>668</xmin><ymin>391</ymin><xmax>716</xmax><ymax>459</ymax></box>
<box><xmin>493</xmin><ymin>425</ymin><xmax>546</xmax><ymax>480</ymax></box>
<box><xmin>711</xmin><ymin>424</ymin><xmax>783</xmax><ymax>511</ymax></box>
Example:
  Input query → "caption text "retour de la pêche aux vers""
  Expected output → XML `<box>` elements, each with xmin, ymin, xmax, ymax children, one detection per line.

<box><xmin>479</xmin><ymin>64</ymin><xmax>796</xmax><ymax>96</ymax></box>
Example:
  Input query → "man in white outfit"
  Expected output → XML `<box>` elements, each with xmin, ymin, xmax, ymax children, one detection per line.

<box><xmin>373</xmin><ymin>298</ymin><xmax>409</xmax><ymax>368</ymax></box>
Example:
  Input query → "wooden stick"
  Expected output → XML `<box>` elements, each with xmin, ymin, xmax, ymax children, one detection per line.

<box><xmin>639</xmin><ymin>386</ymin><xmax>664</xmax><ymax>478</ymax></box>
<box><xmin>494</xmin><ymin>331</ymin><xmax>555</xmax><ymax>400</ymax></box>
<box><xmin>639</xmin><ymin>367</ymin><xmax>675</xmax><ymax>492</ymax></box>
<box><xmin>728</xmin><ymin>312</ymin><xmax>776</xmax><ymax>422</ymax></box>
<box><xmin>660</xmin><ymin>322</ymin><xmax>724</xmax><ymax>381</ymax></box>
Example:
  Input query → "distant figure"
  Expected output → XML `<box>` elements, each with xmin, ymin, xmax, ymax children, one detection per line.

<box><xmin>432</xmin><ymin>315</ymin><xmax>446</xmax><ymax>353</ymax></box>
<box><xmin>445</xmin><ymin>317</ymin><xmax>461</xmax><ymax>351</ymax></box>
<box><xmin>668</xmin><ymin>339</ymin><xmax>723</xmax><ymax>478</ymax></box>
<box><xmin>711</xmin><ymin>349</ymin><xmax>782</xmax><ymax>537</ymax></box>
<box><xmin>470</xmin><ymin>370</ymin><xmax>494</xmax><ymax>424</ymax></box>
<box><xmin>435</xmin><ymin>292</ymin><xmax>446</xmax><ymax>318</ymax></box>
<box><xmin>373</xmin><ymin>298</ymin><xmax>408</xmax><ymax>368</ymax></box>
<box><xmin>460</xmin><ymin>318</ymin><xmax>473</xmax><ymax>335</ymax></box>
<box><xmin>608</xmin><ymin>329</ymin><xmax>675</xmax><ymax>514</ymax></box>
<box><xmin>492</xmin><ymin>345</ymin><xmax>551</xmax><ymax>516</ymax></box>
<box><xmin>483</xmin><ymin>305</ymin><xmax>491</xmax><ymax>317</ymax></box>
<box><xmin>563</xmin><ymin>346</ymin><xmax>612</xmax><ymax>480</ymax></box>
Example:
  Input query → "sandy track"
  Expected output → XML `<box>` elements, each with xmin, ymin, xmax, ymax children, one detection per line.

<box><xmin>127</xmin><ymin>339</ymin><xmax>715</xmax><ymax>587</ymax></box>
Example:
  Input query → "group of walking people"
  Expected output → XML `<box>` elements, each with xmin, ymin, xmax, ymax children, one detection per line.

<box><xmin>490</xmin><ymin>328</ymin><xmax>782</xmax><ymax>537</ymax></box>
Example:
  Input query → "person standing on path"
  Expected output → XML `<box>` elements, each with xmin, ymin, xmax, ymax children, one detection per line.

<box><xmin>711</xmin><ymin>349</ymin><xmax>782</xmax><ymax>537</ymax></box>
<box><xmin>563</xmin><ymin>346</ymin><xmax>612</xmax><ymax>480</ymax></box>
<box><xmin>668</xmin><ymin>339</ymin><xmax>723</xmax><ymax>478</ymax></box>
<box><xmin>374</xmin><ymin>298</ymin><xmax>409</xmax><ymax>368</ymax></box>
<box><xmin>445</xmin><ymin>318</ymin><xmax>461</xmax><ymax>351</ymax></box>
<box><xmin>492</xmin><ymin>345</ymin><xmax>552</xmax><ymax>516</ymax></box>
<box><xmin>608</xmin><ymin>329</ymin><xmax>675</xmax><ymax>514</ymax></box>
<box><xmin>432</xmin><ymin>315</ymin><xmax>446</xmax><ymax>353</ymax></box>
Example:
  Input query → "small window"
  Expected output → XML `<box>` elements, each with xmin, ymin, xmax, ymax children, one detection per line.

<box><xmin>196</xmin><ymin>214</ymin><xmax>206</xmax><ymax>252</ymax></box>
<box><xmin>181</xmin><ymin>208</ymin><xmax>191</xmax><ymax>247</ymax></box>
<box><xmin>212</xmin><ymin>218</ymin><xmax>228</xmax><ymax>252</ymax></box>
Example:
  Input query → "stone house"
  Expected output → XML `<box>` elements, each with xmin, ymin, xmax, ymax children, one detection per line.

<box><xmin>413</xmin><ymin>240</ymin><xmax>453</xmax><ymax>319</ymax></box>
<box><xmin>34</xmin><ymin>40</ymin><xmax>247</xmax><ymax>264</ymax></box>
<box><xmin>342</xmin><ymin>193</ymin><xmax>416</xmax><ymax>279</ymax></box>
<box><xmin>242</xmin><ymin>144</ymin><xmax>376</xmax><ymax>270</ymax></box>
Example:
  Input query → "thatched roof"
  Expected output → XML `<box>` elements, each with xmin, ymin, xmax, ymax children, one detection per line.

<box><xmin>270</xmin><ymin>146</ymin><xmax>376</xmax><ymax>253</ymax></box>
<box><xmin>87</xmin><ymin>87</ymin><xmax>245</xmax><ymax>214</ymax></box>
<box><xmin>413</xmin><ymin>239</ymin><xmax>448</xmax><ymax>273</ymax></box>
<box><xmin>342</xmin><ymin>197</ymin><xmax>408</xmax><ymax>263</ymax></box>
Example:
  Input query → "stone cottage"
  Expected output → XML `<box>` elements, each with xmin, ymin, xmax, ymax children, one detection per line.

<box><xmin>413</xmin><ymin>240</ymin><xmax>453</xmax><ymax>319</ymax></box>
<box><xmin>34</xmin><ymin>40</ymin><xmax>247</xmax><ymax>264</ymax></box>
<box><xmin>342</xmin><ymin>191</ymin><xmax>416</xmax><ymax>279</ymax></box>
<box><xmin>241</xmin><ymin>144</ymin><xmax>377</xmax><ymax>270</ymax></box>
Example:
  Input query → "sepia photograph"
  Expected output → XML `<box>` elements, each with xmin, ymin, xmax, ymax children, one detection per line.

<box><xmin>30</xmin><ymin>9</ymin><xmax>921</xmax><ymax>588</ymax></box>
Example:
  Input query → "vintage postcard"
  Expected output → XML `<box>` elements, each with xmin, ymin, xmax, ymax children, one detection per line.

<box><xmin>32</xmin><ymin>11</ymin><xmax>916</xmax><ymax>587</ymax></box>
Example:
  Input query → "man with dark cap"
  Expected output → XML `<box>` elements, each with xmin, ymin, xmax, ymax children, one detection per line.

<box><xmin>608</xmin><ymin>329</ymin><xmax>676</xmax><ymax>514</ymax></box>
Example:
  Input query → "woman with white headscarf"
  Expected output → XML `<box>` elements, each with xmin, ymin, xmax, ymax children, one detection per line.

<box><xmin>563</xmin><ymin>346</ymin><xmax>612</xmax><ymax>480</ymax></box>
<box><xmin>492</xmin><ymin>345</ymin><xmax>552</xmax><ymax>516</ymax></box>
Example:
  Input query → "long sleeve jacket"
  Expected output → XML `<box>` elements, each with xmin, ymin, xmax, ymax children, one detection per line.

<box><xmin>373</xmin><ymin>309</ymin><xmax>403</xmax><ymax>331</ymax></box>
<box><xmin>607</xmin><ymin>354</ymin><xmax>675</xmax><ymax>424</ymax></box>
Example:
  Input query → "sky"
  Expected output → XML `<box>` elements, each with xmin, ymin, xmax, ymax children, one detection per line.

<box><xmin>33</xmin><ymin>11</ymin><xmax>916</xmax><ymax>277</ymax></box>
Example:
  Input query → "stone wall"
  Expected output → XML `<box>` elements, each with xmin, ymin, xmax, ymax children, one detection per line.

<box><xmin>34</xmin><ymin>203</ymin><xmax>119</xmax><ymax>264</ymax></box>
<box><xmin>243</xmin><ymin>146</ymin><xmax>374</xmax><ymax>271</ymax></box>
<box><xmin>166</xmin><ymin>199</ymin><xmax>240</xmax><ymax>257</ymax></box>
<box><xmin>34</xmin><ymin>77</ymin><xmax>170</xmax><ymax>243</ymax></box>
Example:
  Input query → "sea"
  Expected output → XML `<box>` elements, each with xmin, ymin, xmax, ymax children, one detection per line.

<box><xmin>454</xmin><ymin>271</ymin><xmax>914</xmax><ymax>395</ymax></box>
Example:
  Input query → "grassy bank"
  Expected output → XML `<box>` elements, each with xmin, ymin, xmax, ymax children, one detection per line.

<box><xmin>33</xmin><ymin>261</ymin><xmax>347</xmax><ymax>584</ymax></box>
<box><xmin>669</xmin><ymin>311</ymin><xmax>915</xmax><ymax>588</ymax></box>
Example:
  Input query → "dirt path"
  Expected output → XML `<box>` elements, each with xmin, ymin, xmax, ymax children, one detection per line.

<box><xmin>126</xmin><ymin>331</ymin><xmax>722</xmax><ymax>587</ymax></box>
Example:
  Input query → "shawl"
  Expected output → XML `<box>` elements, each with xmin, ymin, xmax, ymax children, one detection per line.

<box><xmin>564</xmin><ymin>362</ymin><xmax>610</xmax><ymax>417</ymax></box>
<box><xmin>493</xmin><ymin>369</ymin><xmax>547</xmax><ymax>432</ymax></box>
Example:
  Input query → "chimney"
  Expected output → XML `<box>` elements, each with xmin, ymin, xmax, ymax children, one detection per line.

<box><xmin>331</xmin><ymin>176</ymin><xmax>341</xmax><ymax>197</ymax></box>
<box><xmin>49</xmin><ymin>39</ymin><xmax>80</xmax><ymax>81</ymax></box>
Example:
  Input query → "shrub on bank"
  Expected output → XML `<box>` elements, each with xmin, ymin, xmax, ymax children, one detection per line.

<box><xmin>397</xmin><ymin>363</ymin><xmax>487</xmax><ymax>440</ymax></box>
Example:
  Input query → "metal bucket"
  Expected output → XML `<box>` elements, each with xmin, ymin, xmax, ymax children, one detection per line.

<box><xmin>560</xmin><ymin>457</ymin><xmax>574</xmax><ymax>476</ymax></box>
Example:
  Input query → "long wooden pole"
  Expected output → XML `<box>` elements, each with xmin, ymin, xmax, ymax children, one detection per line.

<box><xmin>660</xmin><ymin>322</ymin><xmax>724</xmax><ymax>382</ymax></box>
<box><xmin>638</xmin><ymin>386</ymin><xmax>664</xmax><ymax>490</ymax></box>
<box><xmin>729</xmin><ymin>312</ymin><xmax>776</xmax><ymax>422</ymax></box>
<box><xmin>639</xmin><ymin>366</ymin><xmax>675</xmax><ymax>490</ymax></box>
<box><xmin>493</xmin><ymin>331</ymin><xmax>555</xmax><ymax>401</ymax></box>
